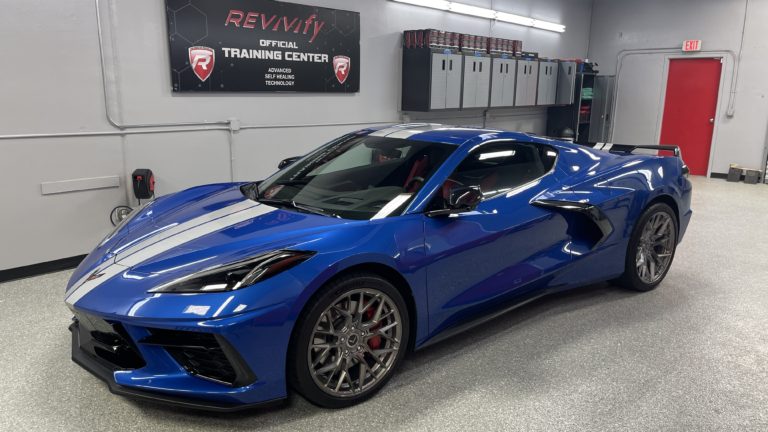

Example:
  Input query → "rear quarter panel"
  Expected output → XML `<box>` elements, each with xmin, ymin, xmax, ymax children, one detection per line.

<box><xmin>546</xmin><ymin>150</ymin><xmax>692</xmax><ymax>288</ymax></box>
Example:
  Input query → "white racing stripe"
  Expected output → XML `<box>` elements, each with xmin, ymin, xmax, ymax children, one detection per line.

<box><xmin>113</xmin><ymin>199</ymin><xmax>257</xmax><ymax>261</ymax></box>
<box><xmin>118</xmin><ymin>204</ymin><xmax>275</xmax><ymax>267</ymax></box>
<box><xmin>64</xmin><ymin>201</ymin><xmax>277</xmax><ymax>306</ymax></box>
<box><xmin>369</xmin><ymin>123</ymin><xmax>441</xmax><ymax>138</ymax></box>
<box><xmin>65</xmin><ymin>200</ymin><xmax>258</xmax><ymax>302</ymax></box>
<box><xmin>65</xmin><ymin>263</ymin><xmax>128</xmax><ymax>306</ymax></box>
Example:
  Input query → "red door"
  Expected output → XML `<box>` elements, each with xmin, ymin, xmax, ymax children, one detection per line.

<box><xmin>659</xmin><ymin>58</ymin><xmax>722</xmax><ymax>175</ymax></box>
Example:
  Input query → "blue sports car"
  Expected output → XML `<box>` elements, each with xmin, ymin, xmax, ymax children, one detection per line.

<box><xmin>65</xmin><ymin>124</ymin><xmax>692</xmax><ymax>410</ymax></box>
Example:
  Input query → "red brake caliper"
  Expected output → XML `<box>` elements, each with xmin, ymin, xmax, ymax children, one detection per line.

<box><xmin>365</xmin><ymin>307</ymin><xmax>382</xmax><ymax>350</ymax></box>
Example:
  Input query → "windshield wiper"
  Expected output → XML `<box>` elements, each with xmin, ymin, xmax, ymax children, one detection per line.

<box><xmin>257</xmin><ymin>198</ymin><xmax>339</xmax><ymax>218</ymax></box>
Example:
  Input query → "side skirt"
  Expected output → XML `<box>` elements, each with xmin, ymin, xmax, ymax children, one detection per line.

<box><xmin>416</xmin><ymin>290</ymin><xmax>549</xmax><ymax>350</ymax></box>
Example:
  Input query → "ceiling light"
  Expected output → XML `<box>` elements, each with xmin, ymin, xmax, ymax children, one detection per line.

<box><xmin>448</xmin><ymin>3</ymin><xmax>495</xmax><ymax>19</ymax></box>
<box><xmin>532</xmin><ymin>20</ymin><xmax>566</xmax><ymax>33</ymax></box>
<box><xmin>495</xmin><ymin>12</ymin><xmax>534</xmax><ymax>27</ymax></box>
<box><xmin>390</xmin><ymin>0</ymin><xmax>566</xmax><ymax>34</ymax></box>
<box><xmin>392</xmin><ymin>0</ymin><xmax>449</xmax><ymax>10</ymax></box>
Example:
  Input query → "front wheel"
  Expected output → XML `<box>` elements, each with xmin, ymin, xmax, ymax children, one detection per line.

<box><xmin>288</xmin><ymin>273</ymin><xmax>410</xmax><ymax>408</ymax></box>
<box><xmin>616</xmin><ymin>202</ymin><xmax>678</xmax><ymax>291</ymax></box>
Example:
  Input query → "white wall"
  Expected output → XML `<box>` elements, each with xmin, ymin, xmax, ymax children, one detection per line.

<box><xmin>588</xmin><ymin>0</ymin><xmax>768</xmax><ymax>175</ymax></box>
<box><xmin>0</xmin><ymin>0</ymin><xmax>591</xmax><ymax>270</ymax></box>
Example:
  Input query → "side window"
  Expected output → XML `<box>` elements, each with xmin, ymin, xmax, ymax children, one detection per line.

<box><xmin>444</xmin><ymin>142</ymin><xmax>557</xmax><ymax>198</ymax></box>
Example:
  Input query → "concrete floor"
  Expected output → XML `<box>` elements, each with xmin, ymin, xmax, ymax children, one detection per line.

<box><xmin>1</xmin><ymin>176</ymin><xmax>767</xmax><ymax>431</ymax></box>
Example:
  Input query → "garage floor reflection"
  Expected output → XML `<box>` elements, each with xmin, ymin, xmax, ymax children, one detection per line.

<box><xmin>1</xmin><ymin>176</ymin><xmax>766</xmax><ymax>431</ymax></box>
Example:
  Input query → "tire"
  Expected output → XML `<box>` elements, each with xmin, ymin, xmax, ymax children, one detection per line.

<box><xmin>288</xmin><ymin>273</ymin><xmax>410</xmax><ymax>408</ymax></box>
<box><xmin>616</xmin><ymin>202</ymin><xmax>678</xmax><ymax>292</ymax></box>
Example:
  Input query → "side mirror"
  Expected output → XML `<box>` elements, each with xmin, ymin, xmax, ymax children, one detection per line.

<box><xmin>427</xmin><ymin>185</ymin><xmax>483</xmax><ymax>217</ymax></box>
<box><xmin>278</xmin><ymin>156</ymin><xmax>301</xmax><ymax>170</ymax></box>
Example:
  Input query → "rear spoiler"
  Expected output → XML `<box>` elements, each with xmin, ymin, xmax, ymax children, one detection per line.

<box><xmin>584</xmin><ymin>142</ymin><xmax>689</xmax><ymax>176</ymax></box>
<box><xmin>585</xmin><ymin>142</ymin><xmax>681</xmax><ymax>158</ymax></box>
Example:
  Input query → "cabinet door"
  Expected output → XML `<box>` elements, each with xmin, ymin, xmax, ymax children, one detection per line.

<box><xmin>430</xmin><ymin>53</ymin><xmax>448</xmax><ymax>110</ymax></box>
<box><xmin>588</xmin><ymin>75</ymin><xmax>615</xmax><ymax>142</ymax></box>
<box><xmin>526</xmin><ymin>61</ymin><xmax>540</xmax><ymax>106</ymax></box>
<box><xmin>556</xmin><ymin>61</ymin><xmax>577</xmax><ymax>105</ymax></box>
<box><xmin>514</xmin><ymin>61</ymin><xmax>528</xmax><ymax>106</ymax></box>
<box><xmin>462</xmin><ymin>57</ymin><xmax>479</xmax><ymax>108</ymax></box>
<box><xmin>537</xmin><ymin>62</ymin><xmax>549</xmax><ymax>105</ymax></box>
<box><xmin>476</xmin><ymin>57</ymin><xmax>491</xmax><ymax>108</ymax></box>
<box><xmin>490</xmin><ymin>59</ymin><xmax>506</xmax><ymax>107</ymax></box>
<box><xmin>502</xmin><ymin>60</ymin><xmax>517</xmax><ymax>107</ymax></box>
<box><xmin>537</xmin><ymin>62</ymin><xmax>559</xmax><ymax>105</ymax></box>
<box><xmin>548</xmin><ymin>63</ymin><xmax>559</xmax><ymax>105</ymax></box>
<box><xmin>516</xmin><ymin>60</ymin><xmax>538</xmax><ymax>106</ymax></box>
<box><xmin>445</xmin><ymin>54</ymin><xmax>463</xmax><ymax>109</ymax></box>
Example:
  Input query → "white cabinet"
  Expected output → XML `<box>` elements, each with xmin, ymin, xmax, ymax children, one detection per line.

<box><xmin>462</xmin><ymin>55</ymin><xmax>491</xmax><ymax>108</ymax></box>
<box><xmin>537</xmin><ymin>60</ymin><xmax>559</xmax><ymax>106</ymax></box>
<box><xmin>514</xmin><ymin>59</ymin><xmax>539</xmax><ymax>107</ymax></box>
<box><xmin>556</xmin><ymin>61</ymin><xmax>577</xmax><ymax>105</ymax></box>
<box><xmin>428</xmin><ymin>53</ymin><xmax>463</xmax><ymax>110</ymax></box>
<box><xmin>490</xmin><ymin>58</ymin><xmax>517</xmax><ymax>107</ymax></box>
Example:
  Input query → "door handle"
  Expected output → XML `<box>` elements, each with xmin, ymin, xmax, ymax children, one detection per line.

<box><xmin>709</xmin><ymin>118</ymin><xmax>714</xmax><ymax>124</ymax></box>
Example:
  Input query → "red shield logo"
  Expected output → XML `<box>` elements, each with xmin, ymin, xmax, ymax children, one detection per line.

<box><xmin>333</xmin><ymin>56</ymin><xmax>351</xmax><ymax>84</ymax></box>
<box><xmin>188</xmin><ymin>46</ymin><xmax>215</xmax><ymax>82</ymax></box>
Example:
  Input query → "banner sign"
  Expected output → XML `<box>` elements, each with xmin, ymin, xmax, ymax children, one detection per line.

<box><xmin>165</xmin><ymin>0</ymin><xmax>360</xmax><ymax>92</ymax></box>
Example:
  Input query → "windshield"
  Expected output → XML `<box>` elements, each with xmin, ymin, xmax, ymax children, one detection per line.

<box><xmin>253</xmin><ymin>135</ymin><xmax>456</xmax><ymax>220</ymax></box>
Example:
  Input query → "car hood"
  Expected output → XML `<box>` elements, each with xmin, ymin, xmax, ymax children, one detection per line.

<box><xmin>67</xmin><ymin>183</ymin><xmax>351</xmax><ymax>294</ymax></box>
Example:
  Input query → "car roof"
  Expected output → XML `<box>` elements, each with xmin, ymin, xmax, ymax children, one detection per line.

<box><xmin>357</xmin><ymin>123</ymin><xmax>576</xmax><ymax>150</ymax></box>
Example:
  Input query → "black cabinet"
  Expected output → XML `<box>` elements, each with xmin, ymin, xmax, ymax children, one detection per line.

<box><xmin>547</xmin><ymin>72</ymin><xmax>596</xmax><ymax>143</ymax></box>
<box><xmin>402</xmin><ymin>48</ymin><xmax>463</xmax><ymax>112</ymax></box>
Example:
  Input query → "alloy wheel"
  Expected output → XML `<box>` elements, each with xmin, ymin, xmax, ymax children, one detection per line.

<box><xmin>307</xmin><ymin>289</ymin><xmax>402</xmax><ymax>397</ymax></box>
<box><xmin>635</xmin><ymin>212</ymin><xmax>676</xmax><ymax>284</ymax></box>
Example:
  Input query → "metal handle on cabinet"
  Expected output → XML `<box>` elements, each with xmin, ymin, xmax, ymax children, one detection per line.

<box><xmin>450</xmin><ymin>59</ymin><xmax>453</xmax><ymax>70</ymax></box>
<box><xmin>479</xmin><ymin>62</ymin><xmax>482</xmax><ymax>73</ymax></box>
<box><xmin>442</xmin><ymin>59</ymin><xmax>445</xmax><ymax>71</ymax></box>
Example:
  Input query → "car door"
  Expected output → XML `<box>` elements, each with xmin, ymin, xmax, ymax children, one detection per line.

<box><xmin>423</xmin><ymin>141</ymin><xmax>572</xmax><ymax>335</ymax></box>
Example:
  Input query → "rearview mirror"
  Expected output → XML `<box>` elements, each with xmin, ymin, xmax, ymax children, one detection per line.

<box><xmin>278</xmin><ymin>156</ymin><xmax>301</xmax><ymax>170</ymax></box>
<box><xmin>427</xmin><ymin>185</ymin><xmax>483</xmax><ymax>217</ymax></box>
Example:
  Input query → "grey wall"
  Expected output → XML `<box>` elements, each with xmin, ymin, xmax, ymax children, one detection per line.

<box><xmin>0</xmin><ymin>0</ymin><xmax>591</xmax><ymax>270</ymax></box>
<box><xmin>588</xmin><ymin>0</ymin><xmax>767</xmax><ymax>175</ymax></box>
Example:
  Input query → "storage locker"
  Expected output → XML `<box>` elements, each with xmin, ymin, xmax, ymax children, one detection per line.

<box><xmin>490</xmin><ymin>58</ymin><xmax>517</xmax><ymax>107</ymax></box>
<box><xmin>556</xmin><ymin>61</ymin><xmax>577</xmax><ymax>105</ymax></box>
<box><xmin>462</xmin><ymin>55</ymin><xmax>491</xmax><ymax>108</ymax></box>
<box><xmin>537</xmin><ymin>60</ymin><xmax>559</xmax><ymax>106</ymax></box>
<box><xmin>514</xmin><ymin>59</ymin><xmax>539</xmax><ymax>107</ymax></box>
<box><xmin>402</xmin><ymin>47</ymin><xmax>463</xmax><ymax>112</ymax></box>
<box><xmin>588</xmin><ymin>75</ymin><xmax>616</xmax><ymax>143</ymax></box>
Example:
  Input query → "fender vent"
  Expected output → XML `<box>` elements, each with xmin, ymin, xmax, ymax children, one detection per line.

<box><xmin>532</xmin><ymin>199</ymin><xmax>613</xmax><ymax>250</ymax></box>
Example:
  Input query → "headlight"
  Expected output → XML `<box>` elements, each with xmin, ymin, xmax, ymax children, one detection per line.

<box><xmin>149</xmin><ymin>250</ymin><xmax>315</xmax><ymax>293</ymax></box>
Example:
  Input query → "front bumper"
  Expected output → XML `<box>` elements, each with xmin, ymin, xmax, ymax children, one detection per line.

<box><xmin>68</xmin><ymin>305</ymin><xmax>293</xmax><ymax>411</ymax></box>
<box><xmin>70</xmin><ymin>321</ymin><xmax>283</xmax><ymax>412</ymax></box>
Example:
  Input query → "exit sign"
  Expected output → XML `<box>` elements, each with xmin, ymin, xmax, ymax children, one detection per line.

<box><xmin>683</xmin><ymin>40</ymin><xmax>702</xmax><ymax>52</ymax></box>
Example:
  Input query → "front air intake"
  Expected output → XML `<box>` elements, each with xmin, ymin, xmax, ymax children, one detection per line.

<box><xmin>140</xmin><ymin>329</ymin><xmax>256</xmax><ymax>387</ymax></box>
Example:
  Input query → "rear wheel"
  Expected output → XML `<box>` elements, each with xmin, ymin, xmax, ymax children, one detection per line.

<box><xmin>289</xmin><ymin>273</ymin><xmax>409</xmax><ymax>408</ymax></box>
<box><xmin>617</xmin><ymin>203</ymin><xmax>678</xmax><ymax>291</ymax></box>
